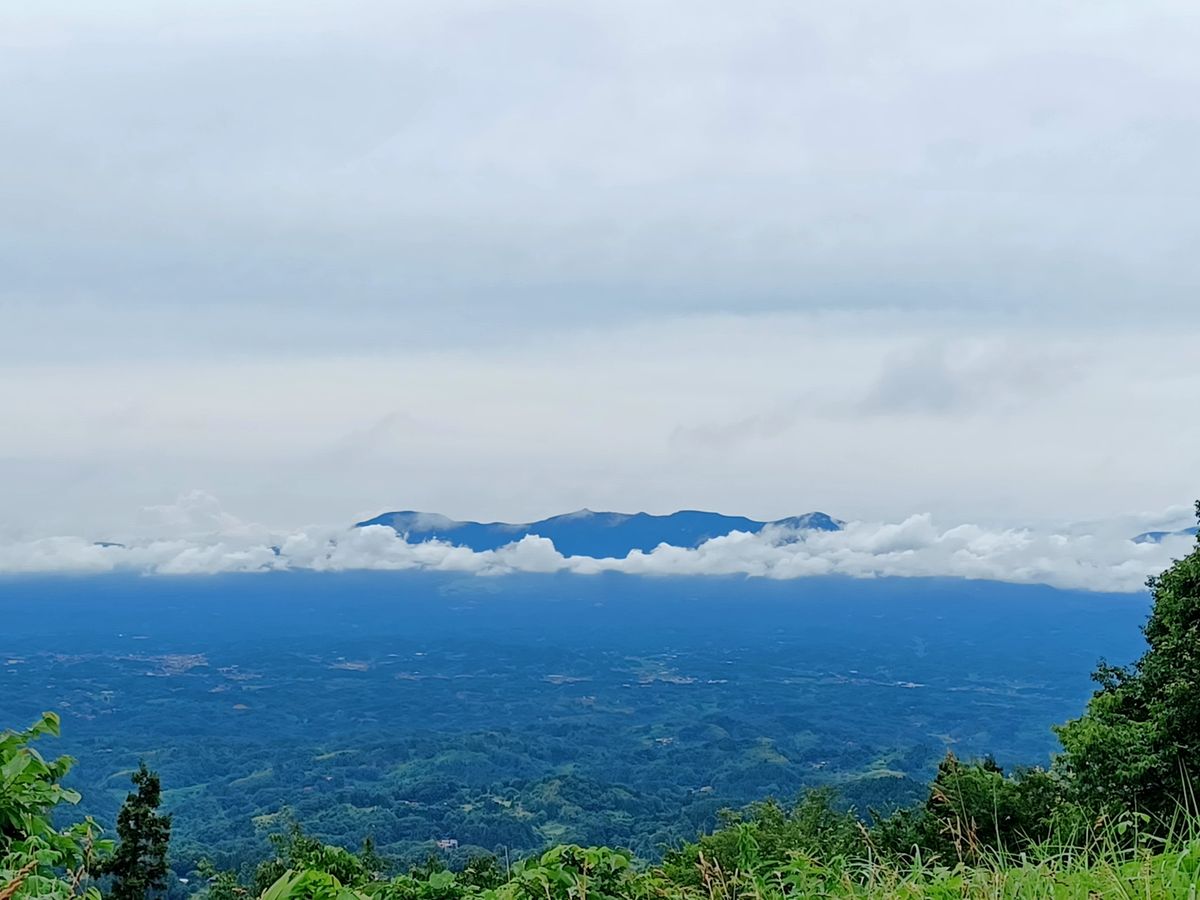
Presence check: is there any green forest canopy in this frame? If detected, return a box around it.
[4,505,1199,899]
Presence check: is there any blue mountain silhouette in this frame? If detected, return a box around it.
[355,509,843,557]
[1133,526,1200,544]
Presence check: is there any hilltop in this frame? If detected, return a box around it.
[354,509,842,557]
[1134,525,1200,543]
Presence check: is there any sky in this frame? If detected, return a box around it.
[2,0,1199,555]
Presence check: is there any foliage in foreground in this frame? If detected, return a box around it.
[0,713,110,900]
[5,507,1200,898]
[241,822,1200,900]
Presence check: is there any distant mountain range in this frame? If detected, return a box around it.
[1133,526,1200,544]
[355,509,843,557]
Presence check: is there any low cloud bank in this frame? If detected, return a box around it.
[0,502,1193,593]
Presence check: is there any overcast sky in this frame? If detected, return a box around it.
[2,0,1198,538]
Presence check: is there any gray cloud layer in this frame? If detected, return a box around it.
[3,3,1199,531]
[2,318,1197,535]
[4,1,1200,362]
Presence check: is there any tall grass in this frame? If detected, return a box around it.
[684,815,1200,899]
[251,814,1200,900]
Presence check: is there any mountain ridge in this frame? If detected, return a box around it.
[355,508,843,557]
[1133,526,1200,544]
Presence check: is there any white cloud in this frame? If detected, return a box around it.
[134,490,274,542]
[1,498,1193,593]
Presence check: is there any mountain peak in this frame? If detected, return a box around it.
[355,508,843,558]
[1133,526,1200,544]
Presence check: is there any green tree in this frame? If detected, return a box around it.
[456,856,503,891]
[871,752,1061,862]
[1055,502,1200,817]
[661,789,864,883]
[357,838,387,882]
[251,825,369,897]
[1,713,110,900]
[101,763,173,900]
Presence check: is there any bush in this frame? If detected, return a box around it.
[0,713,111,900]
[1055,502,1200,819]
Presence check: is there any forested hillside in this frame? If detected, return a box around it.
[4,506,1199,899]
[1,573,1146,873]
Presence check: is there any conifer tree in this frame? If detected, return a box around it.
[102,762,172,900]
